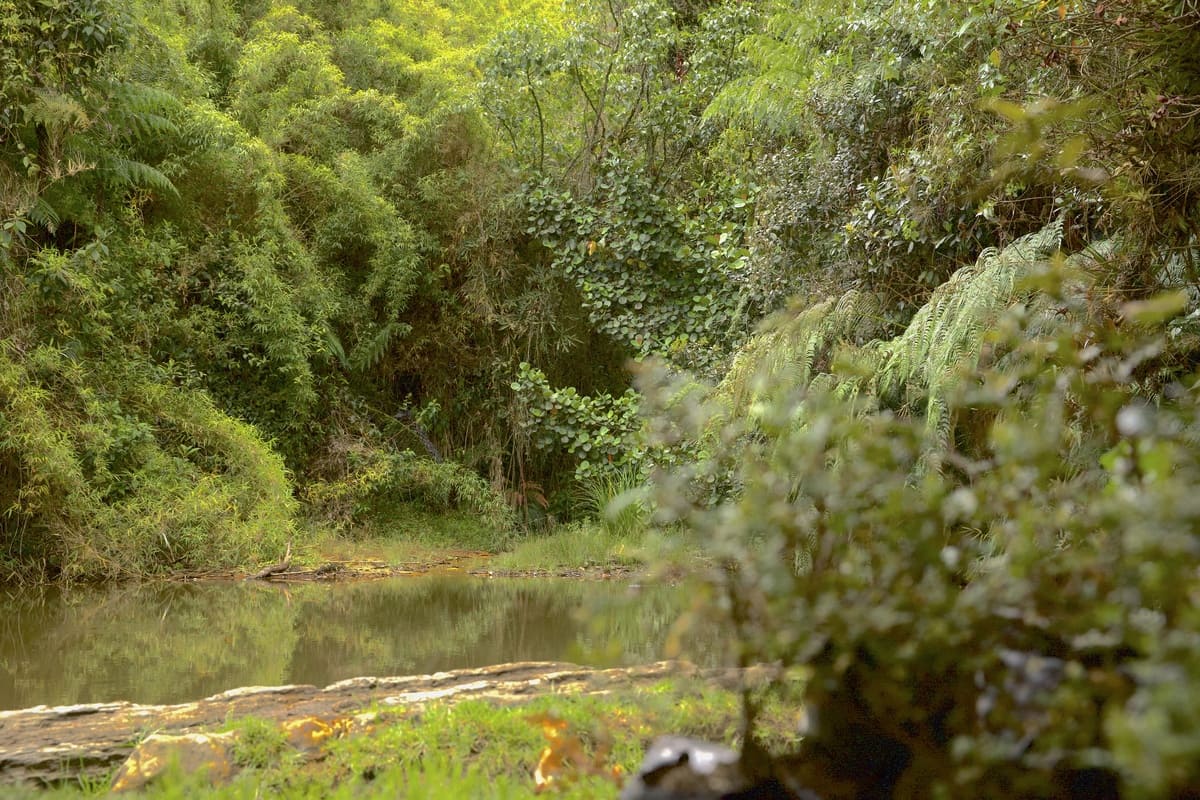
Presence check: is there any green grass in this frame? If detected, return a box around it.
[491,521,645,571]
[301,505,515,557]
[292,506,703,575]
[492,521,707,573]
[224,717,292,770]
[361,505,517,551]
[6,682,802,799]
[487,467,654,571]
[297,495,704,575]
[573,467,651,539]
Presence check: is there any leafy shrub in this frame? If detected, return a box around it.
[524,162,758,376]
[303,440,512,534]
[643,249,1200,795]
[510,362,643,481]
[0,346,296,581]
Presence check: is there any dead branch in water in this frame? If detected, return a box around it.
[247,541,292,581]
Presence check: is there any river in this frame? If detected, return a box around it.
[0,575,721,710]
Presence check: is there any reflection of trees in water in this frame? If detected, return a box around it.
[286,577,725,684]
[577,581,725,666]
[0,583,298,708]
[0,578,725,709]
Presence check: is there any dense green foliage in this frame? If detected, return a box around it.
[2,0,1200,793]
[639,2,1200,795]
[0,0,770,576]
[1,0,555,576]
[644,259,1200,796]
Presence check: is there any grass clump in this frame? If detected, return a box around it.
[225,717,291,770]
[573,467,651,539]
[494,467,657,572]
[491,521,644,571]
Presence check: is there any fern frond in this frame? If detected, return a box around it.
[28,198,60,234]
[870,221,1064,409]
[110,83,179,116]
[26,91,90,132]
[350,322,398,372]
[715,289,885,420]
[323,325,349,369]
[98,156,179,197]
[715,222,1087,457]
[123,110,178,140]
[108,85,179,141]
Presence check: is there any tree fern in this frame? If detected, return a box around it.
[97,156,179,197]
[715,222,1078,456]
[704,1,903,137]
[27,198,60,234]
[870,220,1064,409]
[25,90,91,132]
[104,84,180,142]
[715,289,886,422]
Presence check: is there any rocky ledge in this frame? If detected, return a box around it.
[0,660,748,787]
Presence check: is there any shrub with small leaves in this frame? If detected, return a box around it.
[642,250,1200,796]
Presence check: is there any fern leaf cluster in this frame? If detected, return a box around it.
[716,222,1079,453]
[105,83,180,141]
[715,288,887,421]
[98,155,179,197]
[869,220,1064,406]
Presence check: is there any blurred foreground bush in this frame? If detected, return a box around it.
[642,249,1200,797]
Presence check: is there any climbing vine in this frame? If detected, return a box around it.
[511,363,642,479]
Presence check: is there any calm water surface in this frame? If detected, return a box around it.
[0,576,722,710]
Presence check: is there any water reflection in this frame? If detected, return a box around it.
[0,577,721,710]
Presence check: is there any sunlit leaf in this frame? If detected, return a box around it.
[1121,290,1189,325]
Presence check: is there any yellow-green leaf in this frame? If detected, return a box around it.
[1055,135,1088,168]
[1121,290,1189,325]
[984,98,1026,122]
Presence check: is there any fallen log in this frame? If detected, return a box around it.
[246,541,292,581]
